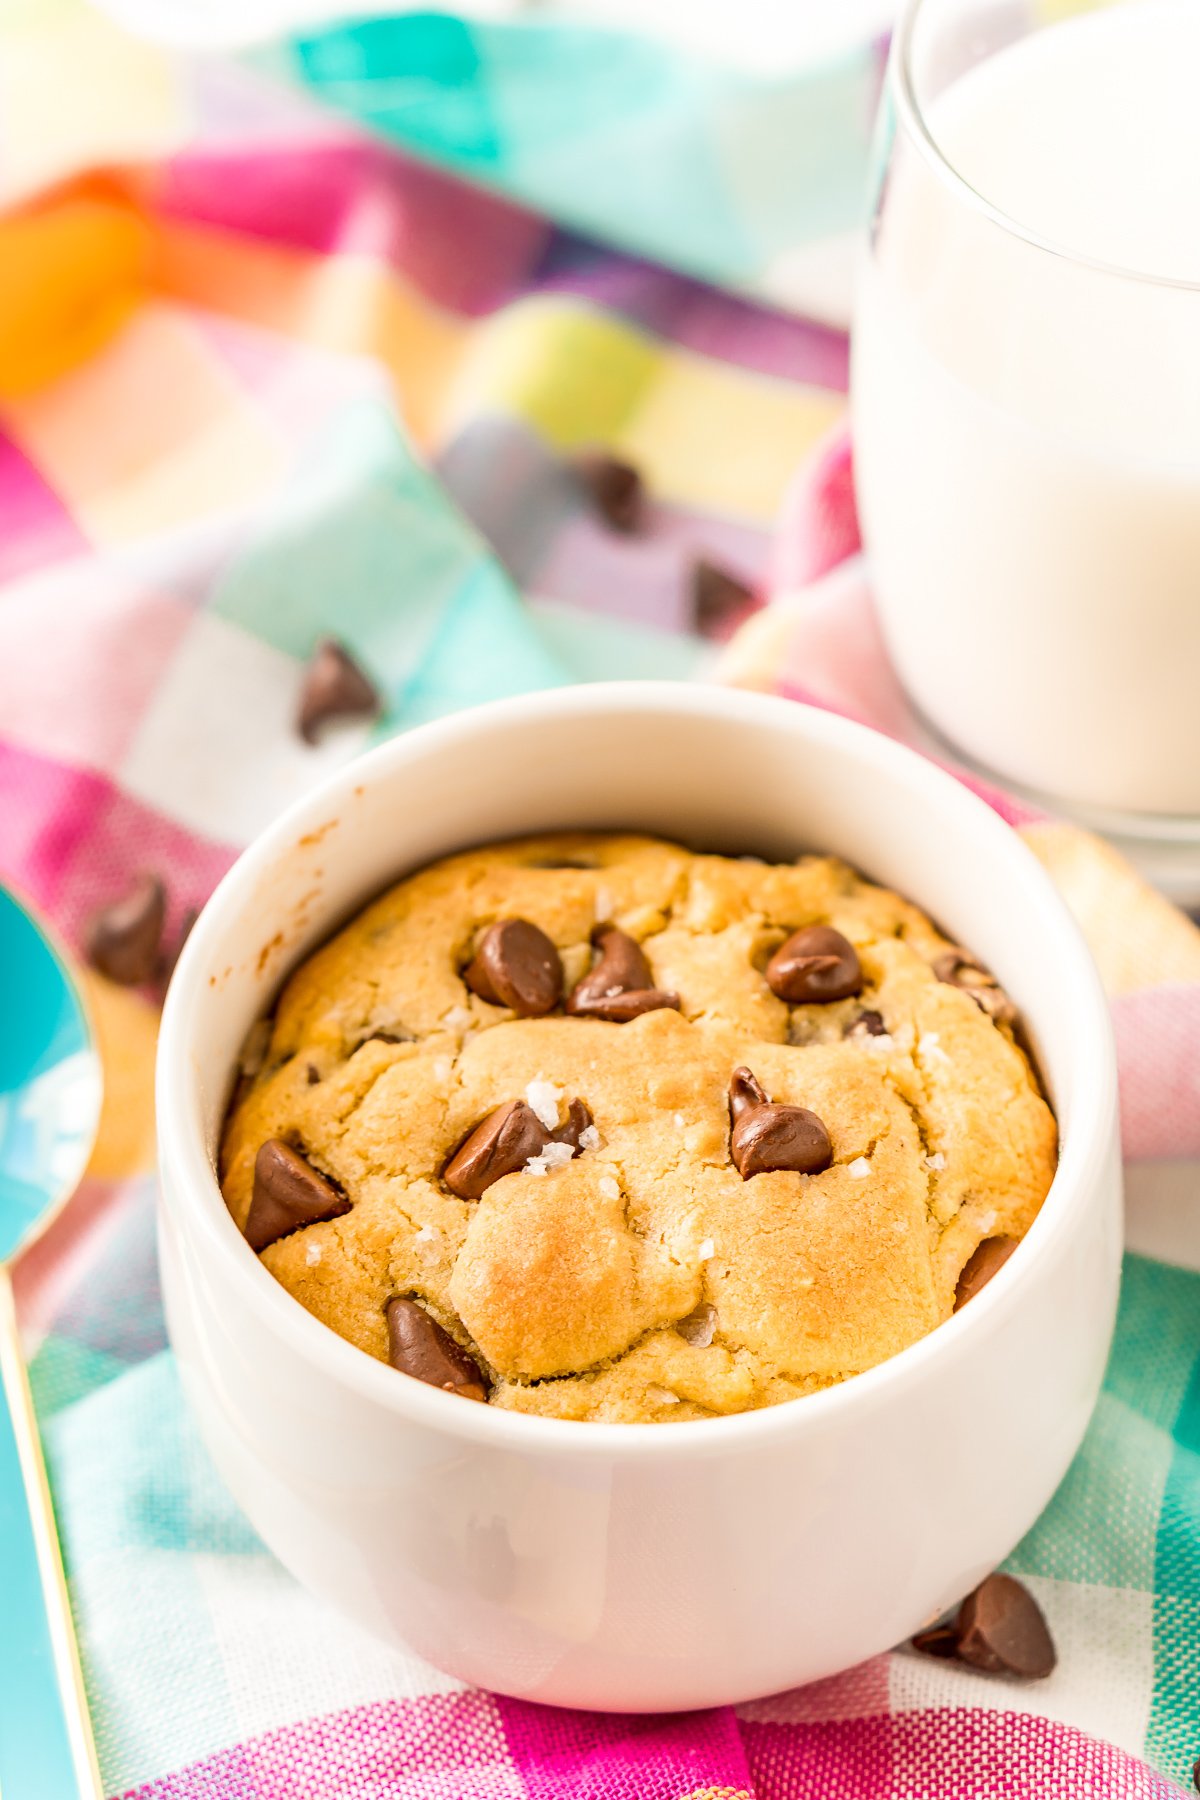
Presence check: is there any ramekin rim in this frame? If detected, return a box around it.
[156,681,1117,1462]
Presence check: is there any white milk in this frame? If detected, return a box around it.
[853,0,1200,816]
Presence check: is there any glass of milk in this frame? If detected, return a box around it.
[852,0,1200,897]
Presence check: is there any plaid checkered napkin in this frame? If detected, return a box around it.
[3,2,1199,1795]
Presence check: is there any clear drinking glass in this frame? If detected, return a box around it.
[852,0,1200,899]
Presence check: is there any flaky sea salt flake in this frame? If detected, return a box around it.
[599,1175,621,1200]
[847,1157,871,1179]
[578,1124,601,1151]
[525,1078,563,1130]
[524,1140,576,1177]
[697,1237,715,1262]
[924,1152,946,1172]
[305,1241,322,1266]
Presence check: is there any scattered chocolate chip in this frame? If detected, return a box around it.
[442,1099,553,1200]
[385,1297,487,1401]
[572,449,644,533]
[296,638,380,744]
[767,925,863,1004]
[845,1008,888,1039]
[566,925,680,1022]
[691,557,758,641]
[463,918,563,1016]
[727,1067,833,1179]
[245,1140,352,1251]
[912,1625,961,1660]
[677,1301,717,1348]
[728,1066,768,1120]
[359,1026,413,1047]
[84,873,166,985]
[551,1097,594,1148]
[955,1236,1019,1310]
[934,949,1017,1026]
[732,1103,835,1179]
[953,1573,1056,1679]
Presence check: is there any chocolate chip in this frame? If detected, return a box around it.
[84,873,166,985]
[296,638,380,744]
[463,918,563,1016]
[573,449,644,533]
[442,1099,552,1200]
[305,1063,321,1085]
[691,558,758,640]
[934,949,1017,1026]
[732,1103,835,1179]
[677,1301,717,1348]
[566,925,680,1022]
[728,1066,768,1120]
[846,1009,888,1040]
[953,1573,1056,1679]
[385,1297,487,1401]
[766,925,863,1004]
[245,1140,352,1251]
[912,1625,961,1660]
[955,1236,1019,1309]
[551,1097,594,1148]
[727,1067,833,1179]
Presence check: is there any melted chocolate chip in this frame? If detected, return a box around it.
[296,638,380,743]
[934,949,1017,1026]
[953,1574,1056,1679]
[245,1140,351,1251]
[385,1297,487,1401]
[463,918,563,1016]
[954,1236,1019,1310]
[728,1066,768,1120]
[566,926,680,1022]
[677,1301,717,1348]
[551,1097,594,1147]
[766,925,863,1004]
[442,1099,553,1200]
[845,1009,888,1040]
[84,873,167,986]
[573,449,644,533]
[727,1067,833,1179]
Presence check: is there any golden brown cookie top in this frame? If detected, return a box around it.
[219,833,1057,1423]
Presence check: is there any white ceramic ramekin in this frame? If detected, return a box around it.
[156,683,1122,1712]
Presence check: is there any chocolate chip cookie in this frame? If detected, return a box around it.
[219,835,1057,1423]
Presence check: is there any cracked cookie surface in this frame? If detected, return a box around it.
[219,834,1058,1423]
